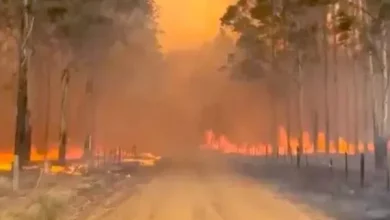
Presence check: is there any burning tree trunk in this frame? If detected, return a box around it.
[14,0,35,168]
[58,68,70,165]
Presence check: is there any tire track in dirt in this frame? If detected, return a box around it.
[99,170,332,220]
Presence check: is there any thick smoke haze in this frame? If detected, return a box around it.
[0,0,373,158]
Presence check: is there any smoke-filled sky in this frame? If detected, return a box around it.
[0,0,368,159]
[156,0,233,52]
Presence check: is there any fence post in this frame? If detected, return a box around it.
[118,147,122,164]
[13,155,19,191]
[386,166,389,191]
[95,149,99,168]
[116,147,119,164]
[103,148,107,166]
[360,153,365,187]
[297,146,301,168]
[329,158,333,174]
[305,153,308,167]
[344,152,349,180]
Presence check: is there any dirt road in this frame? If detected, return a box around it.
[96,169,332,220]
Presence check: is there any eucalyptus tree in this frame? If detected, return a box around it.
[334,0,390,147]
[1,0,161,165]
[0,0,37,166]
[221,0,333,167]
[39,0,161,164]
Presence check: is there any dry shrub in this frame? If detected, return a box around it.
[23,188,74,220]
[0,176,12,195]
[0,209,25,220]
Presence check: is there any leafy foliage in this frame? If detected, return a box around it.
[220,0,329,83]
[221,0,389,85]
[378,1,390,20]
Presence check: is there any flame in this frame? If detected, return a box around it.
[203,126,375,156]
[0,144,85,171]
[0,144,84,163]
[0,145,161,172]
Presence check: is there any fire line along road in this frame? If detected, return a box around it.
[93,158,331,220]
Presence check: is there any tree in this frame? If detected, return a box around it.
[221,0,332,166]
[34,0,161,164]
[0,0,161,166]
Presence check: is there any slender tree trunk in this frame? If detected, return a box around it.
[286,93,292,161]
[312,108,319,152]
[271,98,278,157]
[297,50,304,168]
[58,69,70,165]
[380,22,389,172]
[345,58,351,153]
[332,9,339,153]
[43,67,51,172]
[270,0,278,157]
[14,0,34,168]
[381,23,388,137]
[364,51,373,152]
[323,22,330,154]
[352,56,359,152]
[85,75,96,166]
[352,0,360,153]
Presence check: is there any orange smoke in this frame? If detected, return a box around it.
[203,127,374,156]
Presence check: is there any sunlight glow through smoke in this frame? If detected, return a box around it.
[156,0,233,52]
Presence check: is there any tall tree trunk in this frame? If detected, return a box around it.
[286,92,292,160]
[353,57,359,152]
[352,0,360,153]
[271,99,278,157]
[43,67,51,172]
[297,50,304,168]
[364,51,373,152]
[345,58,351,153]
[84,75,96,166]
[370,49,379,140]
[270,0,278,157]
[380,23,388,137]
[58,69,70,165]
[323,21,330,154]
[312,108,319,152]
[14,0,34,168]
[332,5,339,153]
[380,21,389,172]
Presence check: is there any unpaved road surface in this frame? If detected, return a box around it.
[97,169,332,220]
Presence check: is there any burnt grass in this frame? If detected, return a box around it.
[231,154,390,220]
[0,162,156,219]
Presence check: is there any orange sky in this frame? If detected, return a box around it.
[156,0,233,52]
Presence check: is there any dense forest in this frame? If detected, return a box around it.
[209,0,390,164]
[1,0,390,166]
[0,0,163,164]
